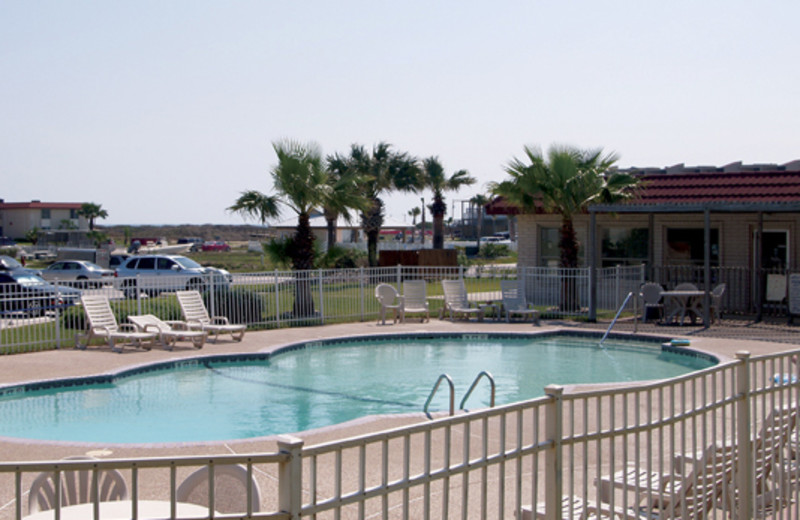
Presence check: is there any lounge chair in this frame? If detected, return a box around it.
[375,283,401,325]
[77,295,157,353]
[28,456,128,514]
[401,280,430,322]
[175,290,246,342]
[128,314,207,349]
[177,464,261,514]
[596,442,737,519]
[519,495,639,520]
[500,280,540,325]
[441,279,484,321]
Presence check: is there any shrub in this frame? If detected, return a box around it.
[203,287,265,324]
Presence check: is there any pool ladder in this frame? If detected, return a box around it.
[423,371,496,418]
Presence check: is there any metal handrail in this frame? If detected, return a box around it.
[423,373,455,418]
[459,371,495,411]
[599,291,634,346]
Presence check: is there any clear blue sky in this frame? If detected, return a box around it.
[2,1,798,226]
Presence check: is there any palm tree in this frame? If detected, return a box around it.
[78,202,108,231]
[325,155,372,253]
[330,143,421,266]
[407,207,421,243]
[420,157,476,249]
[469,193,490,255]
[228,140,329,317]
[491,144,638,309]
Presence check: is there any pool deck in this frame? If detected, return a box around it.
[1,317,798,518]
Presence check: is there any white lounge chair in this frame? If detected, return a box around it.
[401,280,430,322]
[375,283,401,325]
[500,280,540,325]
[128,314,207,349]
[441,279,483,321]
[77,295,157,353]
[520,495,639,520]
[176,290,246,342]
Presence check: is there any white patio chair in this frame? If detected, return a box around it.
[375,283,402,324]
[441,279,483,321]
[500,280,540,325]
[640,282,664,323]
[128,314,207,349]
[175,290,246,342]
[28,456,128,514]
[177,464,261,514]
[709,283,726,323]
[401,280,430,322]
[77,295,157,353]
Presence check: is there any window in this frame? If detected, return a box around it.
[666,228,719,266]
[601,228,648,267]
[540,227,561,267]
[136,257,156,270]
[41,209,51,219]
[540,227,587,267]
[70,209,78,219]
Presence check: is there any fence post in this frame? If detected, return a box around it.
[136,275,142,315]
[735,351,753,519]
[277,435,304,519]
[55,284,62,349]
[396,264,401,288]
[615,265,621,310]
[544,385,564,520]
[208,274,216,318]
[318,269,324,325]
[359,267,365,321]
[274,270,281,327]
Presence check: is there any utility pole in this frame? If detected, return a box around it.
[420,197,426,246]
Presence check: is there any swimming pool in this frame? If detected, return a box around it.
[0,333,716,444]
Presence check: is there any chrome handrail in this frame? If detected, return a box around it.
[459,370,495,411]
[424,373,455,418]
[599,291,634,346]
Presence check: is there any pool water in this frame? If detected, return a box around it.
[0,335,714,443]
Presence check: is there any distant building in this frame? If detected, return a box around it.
[487,160,800,271]
[0,200,88,240]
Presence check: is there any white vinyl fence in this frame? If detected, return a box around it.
[2,265,645,353]
[0,347,797,519]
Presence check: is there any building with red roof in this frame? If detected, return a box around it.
[0,200,89,240]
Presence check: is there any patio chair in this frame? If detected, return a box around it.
[401,280,430,322]
[709,283,726,323]
[177,464,261,514]
[375,283,402,324]
[28,456,128,514]
[519,495,639,520]
[175,290,246,342]
[77,295,157,353]
[596,442,737,519]
[128,314,207,349]
[441,279,484,321]
[500,280,540,325]
[639,282,664,323]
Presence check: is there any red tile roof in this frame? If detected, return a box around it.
[0,201,83,210]
[634,171,800,205]
[486,169,800,214]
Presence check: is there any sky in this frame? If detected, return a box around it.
[2,1,799,227]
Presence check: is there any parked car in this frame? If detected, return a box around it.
[114,254,232,298]
[201,241,231,252]
[109,254,130,269]
[178,237,204,252]
[0,255,41,276]
[0,271,81,317]
[40,260,114,288]
[0,236,16,247]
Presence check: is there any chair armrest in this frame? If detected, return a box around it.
[118,323,139,333]
[210,316,231,325]
[166,320,188,330]
[185,319,205,330]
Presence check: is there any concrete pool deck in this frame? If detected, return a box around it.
[0,317,798,518]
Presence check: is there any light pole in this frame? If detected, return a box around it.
[420,197,426,246]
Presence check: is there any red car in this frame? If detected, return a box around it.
[201,241,231,252]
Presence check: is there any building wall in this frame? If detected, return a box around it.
[516,211,800,270]
[1,207,87,239]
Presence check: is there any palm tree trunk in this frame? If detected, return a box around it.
[560,217,579,312]
[291,213,316,318]
[431,195,446,250]
[362,199,384,267]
